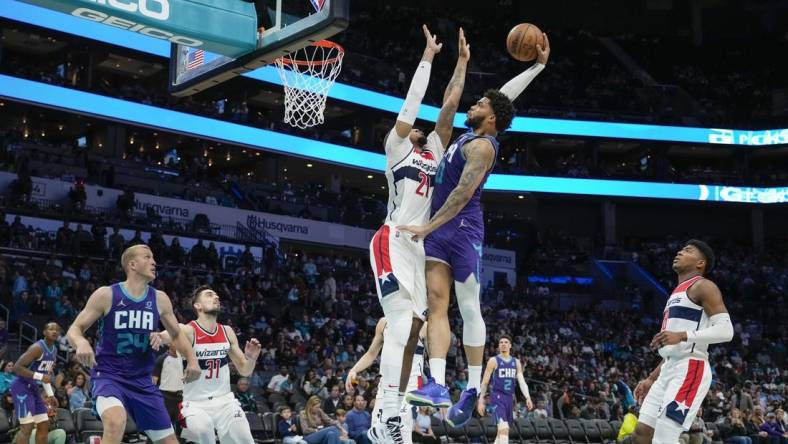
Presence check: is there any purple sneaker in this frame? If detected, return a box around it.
[446,388,478,427]
[405,378,451,408]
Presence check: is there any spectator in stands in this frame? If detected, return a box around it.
[760,412,788,444]
[341,394,354,412]
[413,406,439,444]
[299,395,344,444]
[303,370,328,400]
[54,360,89,389]
[108,226,124,259]
[116,189,135,219]
[322,384,342,416]
[278,406,307,444]
[680,408,712,444]
[336,409,356,444]
[0,320,8,359]
[531,399,549,419]
[67,373,90,411]
[344,395,371,444]
[54,378,71,410]
[235,377,258,413]
[152,342,184,426]
[724,408,753,444]
[0,360,15,393]
[269,366,291,394]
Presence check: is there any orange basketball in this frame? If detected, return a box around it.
[506,23,544,62]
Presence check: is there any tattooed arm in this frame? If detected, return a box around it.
[398,139,495,240]
[434,28,470,149]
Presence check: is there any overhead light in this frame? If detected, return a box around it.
[306,163,313,168]
[367,175,373,179]
[255,152,260,156]
[518,195,524,199]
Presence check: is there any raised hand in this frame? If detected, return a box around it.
[423,24,443,54]
[536,33,550,65]
[244,338,262,359]
[458,27,470,61]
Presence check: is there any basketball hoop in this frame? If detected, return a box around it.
[274,40,345,129]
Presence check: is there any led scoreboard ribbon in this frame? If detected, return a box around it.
[2,75,786,204]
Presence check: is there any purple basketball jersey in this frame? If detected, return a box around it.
[94,283,159,380]
[491,355,517,395]
[10,339,56,420]
[431,131,499,233]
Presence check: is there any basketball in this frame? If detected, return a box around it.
[507,23,544,61]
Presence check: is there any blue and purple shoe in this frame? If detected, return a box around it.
[446,388,478,427]
[405,378,451,408]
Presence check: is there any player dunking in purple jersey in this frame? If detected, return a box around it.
[402,33,550,427]
[477,336,533,444]
[66,245,201,444]
[10,322,60,444]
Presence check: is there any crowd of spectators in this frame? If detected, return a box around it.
[0,206,785,442]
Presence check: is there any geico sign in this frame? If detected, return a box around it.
[72,8,203,47]
[87,0,169,21]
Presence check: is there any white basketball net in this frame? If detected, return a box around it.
[275,41,344,129]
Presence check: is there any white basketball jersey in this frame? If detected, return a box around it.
[384,130,443,227]
[183,320,232,401]
[659,275,710,360]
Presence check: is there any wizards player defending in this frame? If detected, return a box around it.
[402,35,550,427]
[67,245,201,444]
[476,336,533,444]
[632,240,733,444]
[151,285,262,444]
[369,25,470,442]
[11,322,61,444]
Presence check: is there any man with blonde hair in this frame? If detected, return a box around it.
[67,244,201,444]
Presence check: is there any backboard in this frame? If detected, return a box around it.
[169,0,348,97]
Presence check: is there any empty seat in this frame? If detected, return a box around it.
[594,419,616,444]
[566,419,589,444]
[248,412,270,444]
[516,417,538,443]
[56,408,77,437]
[580,419,602,443]
[465,417,487,443]
[548,418,572,444]
[533,419,555,443]
[74,408,103,442]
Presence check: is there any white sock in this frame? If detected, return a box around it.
[429,358,446,386]
[500,434,509,444]
[467,365,482,391]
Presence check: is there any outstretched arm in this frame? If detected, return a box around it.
[499,33,549,101]
[399,139,495,240]
[392,25,442,141]
[226,326,261,377]
[434,28,470,148]
[476,357,497,416]
[345,318,386,393]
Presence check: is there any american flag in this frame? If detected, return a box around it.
[186,49,204,70]
[309,0,325,12]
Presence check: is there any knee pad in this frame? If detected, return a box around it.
[455,276,486,347]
